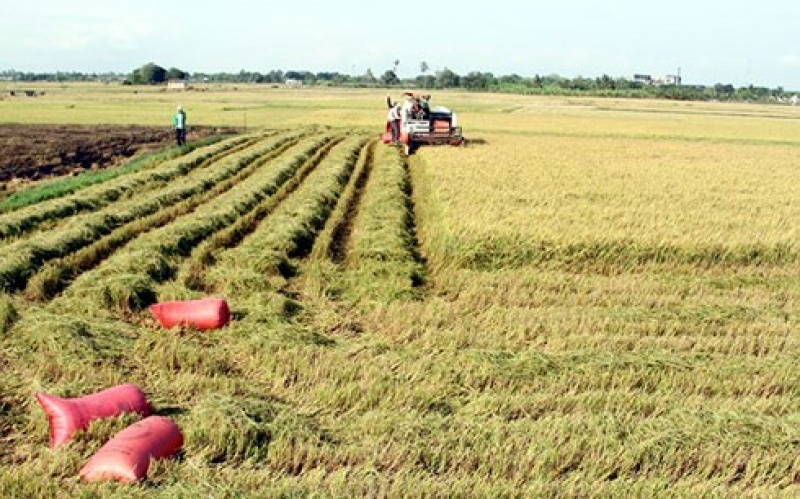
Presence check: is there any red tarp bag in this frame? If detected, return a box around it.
[79,415,183,483]
[35,384,152,448]
[149,298,230,330]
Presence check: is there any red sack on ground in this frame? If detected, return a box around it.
[79,415,183,483]
[149,298,230,330]
[35,384,152,448]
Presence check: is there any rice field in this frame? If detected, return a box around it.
[0,84,797,497]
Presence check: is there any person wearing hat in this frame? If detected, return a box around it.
[172,105,187,146]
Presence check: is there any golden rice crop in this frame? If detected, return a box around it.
[419,132,798,269]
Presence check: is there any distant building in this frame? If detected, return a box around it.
[167,79,188,90]
[632,72,682,86]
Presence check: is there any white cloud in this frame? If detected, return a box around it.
[778,54,800,67]
[48,20,156,52]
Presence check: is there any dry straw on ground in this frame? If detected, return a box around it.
[0,86,797,496]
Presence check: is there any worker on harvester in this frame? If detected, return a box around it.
[401,93,417,121]
[419,94,431,119]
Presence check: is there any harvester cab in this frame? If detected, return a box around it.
[383,93,464,156]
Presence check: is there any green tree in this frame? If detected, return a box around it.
[266,70,284,83]
[435,68,459,88]
[462,71,495,90]
[499,74,524,85]
[416,75,435,89]
[714,83,735,97]
[167,67,188,80]
[420,61,430,88]
[132,62,167,84]
[381,70,400,86]
[596,74,615,90]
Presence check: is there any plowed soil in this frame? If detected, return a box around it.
[0,124,234,183]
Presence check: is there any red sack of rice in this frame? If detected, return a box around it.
[35,383,152,448]
[80,415,183,483]
[149,298,230,330]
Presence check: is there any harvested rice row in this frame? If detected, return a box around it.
[175,134,354,290]
[203,135,367,297]
[0,132,304,293]
[23,132,308,301]
[293,140,374,307]
[343,143,425,303]
[55,134,338,314]
[311,140,375,263]
[0,133,260,240]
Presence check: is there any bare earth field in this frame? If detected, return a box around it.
[0,124,232,182]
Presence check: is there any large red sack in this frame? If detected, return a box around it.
[35,384,152,449]
[79,415,183,483]
[149,298,230,330]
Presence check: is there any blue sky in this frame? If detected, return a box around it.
[3,0,800,89]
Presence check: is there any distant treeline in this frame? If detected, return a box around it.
[2,65,796,103]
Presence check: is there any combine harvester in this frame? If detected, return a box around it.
[382,93,464,156]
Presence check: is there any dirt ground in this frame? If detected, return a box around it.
[0,124,235,183]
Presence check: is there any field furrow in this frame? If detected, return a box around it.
[48,133,339,316]
[174,134,353,291]
[0,131,305,293]
[339,143,426,303]
[319,140,375,264]
[23,132,307,301]
[202,134,367,302]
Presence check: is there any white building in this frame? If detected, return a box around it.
[167,79,188,90]
[632,72,682,86]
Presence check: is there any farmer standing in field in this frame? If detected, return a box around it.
[386,95,401,143]
[172,105,187,146]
